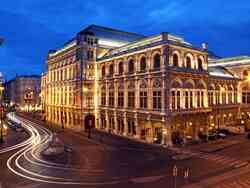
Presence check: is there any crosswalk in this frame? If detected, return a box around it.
[171,147,248,168]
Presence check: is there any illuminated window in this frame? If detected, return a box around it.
[140,57,146,72]
[108,91,114,106]
[128,59,134,74]
[109,64,114,76]
[171,91,176,109]
[128,91,135,108]
[101,92,106,106]
[140,91,147,109]
[208,91,214,105]
[153,54,161,69]
[173,54,179,67]
[118,61,123,75]
[153,91,161,110]
[118,92,124,107]
[186,56,191,69]
[185,91,189,108]
[198,58,203,71]
[102,66,105,77]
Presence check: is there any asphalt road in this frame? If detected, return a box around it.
[0,113,248,188]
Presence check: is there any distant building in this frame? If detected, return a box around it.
[0,72,4,104]
[5,75,41,111]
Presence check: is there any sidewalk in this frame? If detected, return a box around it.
[186,138,241,153]
[0,127,28,150]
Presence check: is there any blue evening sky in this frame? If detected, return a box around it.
[0,0,249,80]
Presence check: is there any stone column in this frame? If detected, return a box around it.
[163,119,173,146]
[123,113,128,136]
[134,117,140,139]
[105,111,109,132]
[114,112,118,134]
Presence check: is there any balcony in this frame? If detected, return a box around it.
[211,103,240,110]
[170,107,212,116]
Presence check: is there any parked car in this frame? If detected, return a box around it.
[208,132,218,140]
[217,128,230,135]
[217,132,226,139]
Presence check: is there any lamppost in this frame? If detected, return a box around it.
[0,106,5,144]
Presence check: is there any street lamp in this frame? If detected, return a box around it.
[0,107,5,144]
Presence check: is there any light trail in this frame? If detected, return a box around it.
[5,113,122,185]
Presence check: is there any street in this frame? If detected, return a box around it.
[0,113,249,188]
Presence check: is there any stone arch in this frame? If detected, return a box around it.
[197,56,204,71]
[185,53,194,69]
[172,50,181,67]
[184,79,195,89]
[109,63,114,75]
[118,61,124,74]
[152,52,161,69]
[208,83,215,90]
[128,58,135,73]
[197,79,207,89]
[139,55,147,72]
[171,78,183,88]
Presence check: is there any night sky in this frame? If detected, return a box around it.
[0,0,250,80]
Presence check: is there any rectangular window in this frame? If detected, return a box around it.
[216,91,220,104]
[190,91,193,108]
[118,92,124,107]
[247,92,250,104]
[101,92,106,106]
[153,91,161,110]
[242,92,246,104]
[222,92,226,104]
[208,91,214,105]
[201,91,204,107]
[140,91,147,109]
[177,91,180,109]
[109,92,114,106]
[197,91,201,107]
[171,91,176,109]
[185,91,189,109]
[128,91,135,108]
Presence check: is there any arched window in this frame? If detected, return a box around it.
[101,65,105,77]
[198,58,203,71]
[153,54,161,69]
[173,54,179,67]
[109,64,114,76]
[128,59,134,74]
[118,61,123,75]
[140,57,146,72]
[186,56,191,69]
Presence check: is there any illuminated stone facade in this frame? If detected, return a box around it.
[42,25,250,145]
[0,72,4,104]
[5,75,41,111]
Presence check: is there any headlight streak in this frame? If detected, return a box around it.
[5,114,121,186]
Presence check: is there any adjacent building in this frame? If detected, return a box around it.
[5,75,41,111]
[41,24,250,145]
[0,72,4,104]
